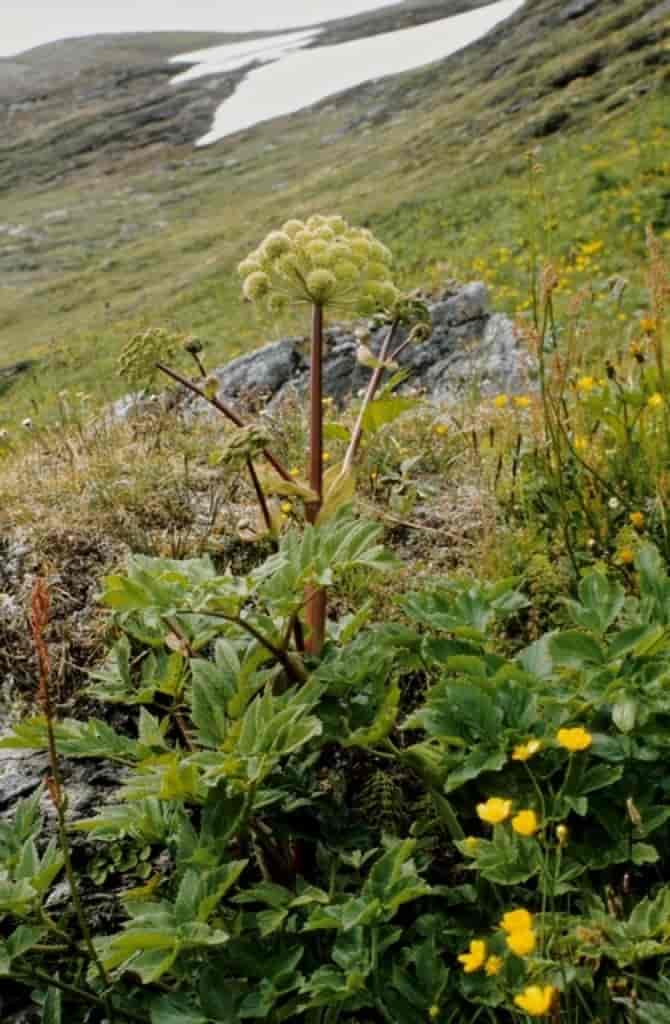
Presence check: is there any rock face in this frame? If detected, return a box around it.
[190,281,534,413]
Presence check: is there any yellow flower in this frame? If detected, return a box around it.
[618,547,635,566]
[514,985,556,1016]
[290,467,300,478]
[512,739,542,762]
[485,955,503,977]
[577,375,595,393]
[557,727,592,752]
[281,501,292,515]
[457,939,487,973]
[556,824,569,846]
[629,511,645,529]
[640,317,656,334]
[463,836,480,856]
[476,797,512,825]
[506,928,537,957]
[512,809,540,837]
[574,434,589,453]
[580,240,604,256]
[514,395,531,409]
[493,394,509,409]
[648,392,664,409]
[500,909,534,934]
[434,423,449,436]
[322,452,331,462]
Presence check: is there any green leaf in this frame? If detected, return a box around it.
[41,987,62,1024]
[362,395,417,433]
[549,631,605,668]
[565,572,625,634]
[612,698,637,733]
[151,995,208,1024]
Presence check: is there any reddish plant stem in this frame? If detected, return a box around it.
[305,304,326,656]
[31,580,114,1021]
[155,362,292,482]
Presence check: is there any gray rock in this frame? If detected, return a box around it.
[558,0,598,21]
[116,281,533,423]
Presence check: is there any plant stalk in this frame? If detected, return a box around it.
[305,303,326,655]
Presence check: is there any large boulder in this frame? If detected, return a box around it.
[185,280,534,414]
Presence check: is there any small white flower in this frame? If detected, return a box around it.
[608,497,620,510]
[22,418,33,430]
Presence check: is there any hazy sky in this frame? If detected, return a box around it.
[1,1,399,57]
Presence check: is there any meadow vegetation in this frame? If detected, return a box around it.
[2,3,670,1020]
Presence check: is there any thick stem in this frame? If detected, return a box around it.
[305,304,326,656]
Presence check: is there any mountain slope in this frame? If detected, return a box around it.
[0,0,668,426]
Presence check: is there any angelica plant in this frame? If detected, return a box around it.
[239,214,399,653]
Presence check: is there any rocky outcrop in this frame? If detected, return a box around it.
[187,281,534,413]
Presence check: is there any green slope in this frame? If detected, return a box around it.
[0,0,668,427]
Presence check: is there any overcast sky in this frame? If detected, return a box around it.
[1,1,400,57]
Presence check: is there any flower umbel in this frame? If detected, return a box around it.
[239,215,398,315]
[477,797,513,825]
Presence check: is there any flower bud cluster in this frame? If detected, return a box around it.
[216,424,273,469]
[118,328,187,387]
[239,214,399,314]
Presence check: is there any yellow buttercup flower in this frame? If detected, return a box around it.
[457,939,487,973]
[512,739,542,762]
[477,797,512,825]
[514,395,531,408]
[577,375,595,393]
[640,317,656,334]
[557,727,592,752]
[281,501,292,515]
[648,392,664,409]
[493,394,509,409]
[574,434,589,453]
[512,809,540,837]
[485,955,503,977]
[506,928,537,957]
[629,511,645,529]
[618,547,635,566]
[500,909,534,934]
[514,985,556,1016]
[434,423,449,436]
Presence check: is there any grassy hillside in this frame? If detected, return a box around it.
[0,0,668,430]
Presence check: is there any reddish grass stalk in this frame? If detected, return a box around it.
[305,304,326,656]
[31,579,114,1020]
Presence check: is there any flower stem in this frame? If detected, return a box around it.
[305,303,326,655]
